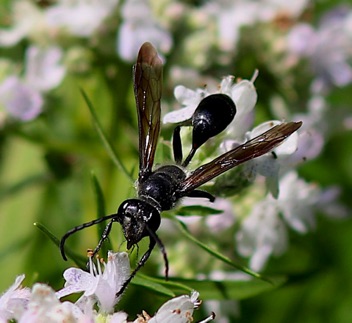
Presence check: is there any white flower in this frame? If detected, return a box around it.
[203,0,309,52]
[236,171,338,270]
[218,72,259,140]
[45,0,119,37]
[163,73,257,131]
[56,251,130,314]
[276,171,319,233]
[0,274,210,322]
[243,120,299,197]
[236,198,288,271]
[217,120,300,198]
[141,291,214,323]
[24,46,66,92]
[117,0,172,62]
[0,1,46,46]
[287,6,352,93]
[18,284,81,323]
[0,76,43,121]
[175,197,236,235]
[163,86,208,124]
[0,275,30,322]
[0,45,65,121]
[286,95,326,165]
[205,198,236,233]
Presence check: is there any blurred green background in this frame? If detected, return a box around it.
[1,0,352,322]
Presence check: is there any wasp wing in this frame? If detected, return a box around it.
[178,121,302,195]
[134,42,163,182]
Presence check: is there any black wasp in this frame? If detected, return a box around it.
[60,42,302,296]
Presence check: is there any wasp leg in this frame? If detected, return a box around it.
[92,219,114,257]
[173,125,183,165]
[185,189,215,202]
[116,237,156,297]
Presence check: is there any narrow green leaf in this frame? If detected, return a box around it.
[91,172,106,218]
[137,273,194,293]
[131,275,176,297]
[175,205,223,217]
[131,273,284,300]
[34,222,87,268]
[173,217,271,283]
[167,276,286,300]
[80,88,133,183]
[90,172,112,254]
[34,222,60,246]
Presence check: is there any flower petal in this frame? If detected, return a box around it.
[0,76,43,121]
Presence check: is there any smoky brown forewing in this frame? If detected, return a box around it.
[133,42,163,181]
[178,121,302,195]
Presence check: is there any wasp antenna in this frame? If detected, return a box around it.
[60,213,119,261]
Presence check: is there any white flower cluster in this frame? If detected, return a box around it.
[163,72,346,271]
[0,252,213,323]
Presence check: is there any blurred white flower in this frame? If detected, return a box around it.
[0,274,30,322]
[117,0,172,62]
[0,76,43,121]
[285,127,324,166]
[0,272,211,322]
[205,198,236,233]
[163,73,257,128]
[56,251,130,314]
[163,85,207,124]
[217,119,300,198]
[0,45,65,121]
[25,46,66,92]
[236,170,345,271]
[203,0,309,52]
[46,0,119,37]
[146,291,214,323]
[243,120,299,197]
[177,197,236,234]
[0,1,46,46]
[287,6,352,93]
[236,196,288,271]
[19,284,80,323]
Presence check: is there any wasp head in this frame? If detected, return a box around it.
[117,199,161,249]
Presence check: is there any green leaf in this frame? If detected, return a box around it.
[135,273,194,294]
[173,217,271,283]
[167,275,286,300]
[131,275,176,297]
[90,172,112,254]
[34,222,87,268]
[80,88,133,183]
[91,172,106,218]
[175,205,223,217]
[131,273,285,300]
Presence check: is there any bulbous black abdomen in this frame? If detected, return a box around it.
[138,165,186,211]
